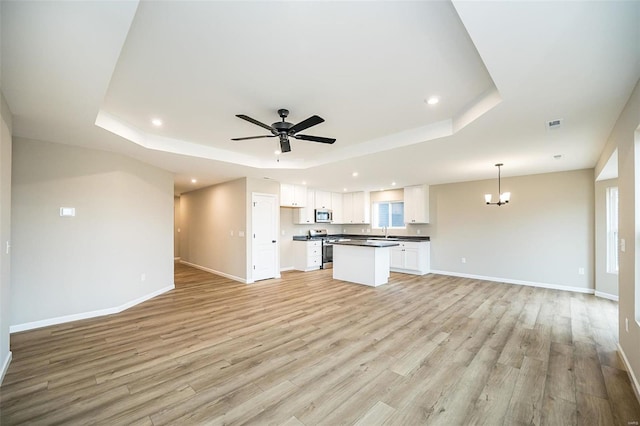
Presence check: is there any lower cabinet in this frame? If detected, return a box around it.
[390,241,430,275]
[293,240,322,271]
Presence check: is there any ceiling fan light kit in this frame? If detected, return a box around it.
[232,108,336,153]
[485,163,511,206]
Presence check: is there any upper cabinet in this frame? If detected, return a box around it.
[404,184,429,224]
[280,183,307,207]
[331,192,343,224]
[342,191,370,224]
[295,190,316,224]
[314,190,332,209]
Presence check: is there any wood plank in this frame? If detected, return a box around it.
[504,356,547,425]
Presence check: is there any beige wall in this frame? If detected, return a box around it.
[10,138,175,328]
[429,170,594,290]
[179,177,281,282]
[0,92,13,383]
[595,178,619,298]
[598,77,640,396]
[179,178,248,281]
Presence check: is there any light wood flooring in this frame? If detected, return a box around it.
[1,263,639,425]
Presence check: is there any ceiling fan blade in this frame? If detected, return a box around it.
[280,137,291,153]
[288,115,324,134]
[231,135,276,141]
[294,134,336,144]
[236,114,274,132]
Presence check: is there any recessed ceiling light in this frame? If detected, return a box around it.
[151,118,163,126]
[343,188,348,192]
[426,96,440,105]
[391,182,396,186]
[302,181,307,185]
[191,178,197,183]
[274,150,281,155]
[352,172,358,177]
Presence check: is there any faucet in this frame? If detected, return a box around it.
[383,226,388,238]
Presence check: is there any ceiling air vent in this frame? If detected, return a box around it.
[546,118,563,130]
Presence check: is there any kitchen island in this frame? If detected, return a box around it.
[332,240,399,286]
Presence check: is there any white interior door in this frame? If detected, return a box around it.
[252,193,277,281]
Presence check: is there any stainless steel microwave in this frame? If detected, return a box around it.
[315,209,333,223]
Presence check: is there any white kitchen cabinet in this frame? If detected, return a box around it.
[342,191,370,224]
[404,184,429,224]
[295,191,316,224]
[390,241,430,275]
[280,183,307,207]
[293,240,322,271]
[315,190,331,209]
[342,193,354,224]
[331,192,343,224]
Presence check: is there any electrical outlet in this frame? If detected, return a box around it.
[141,273,146,282]
[621,238,626,252]
[626,317,629,332]
[416,229,421,234]
[461,257,466,264]
[281,230,286,236]
[239,231,245,237]
[578,267,585,275]
[230,230,234,236]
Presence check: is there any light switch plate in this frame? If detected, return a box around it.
[60,207,75,217]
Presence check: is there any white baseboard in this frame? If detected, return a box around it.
[179,260,247,284]
[280,266,294,272]
[430,270,595,295]
[618,343,640,405]
[0,351,12,385]
[9,284,175,333]
[174,257,181,261]
[595,291,619,302]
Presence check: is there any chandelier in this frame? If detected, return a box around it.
[485,163,511,206]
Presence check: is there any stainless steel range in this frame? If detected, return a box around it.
[308,229,340,269]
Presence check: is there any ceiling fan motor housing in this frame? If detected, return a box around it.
[273,121,294,134]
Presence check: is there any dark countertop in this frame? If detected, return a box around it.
[292,236,324,241]
[292,234,430,242]
[331,240,400,248]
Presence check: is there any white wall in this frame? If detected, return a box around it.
[0,92,13,383]
[429,169,594,291]
[595,178,619,299]
[10,138,174,329]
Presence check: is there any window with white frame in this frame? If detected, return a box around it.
[606,186,619,274]
[373,201,405,229]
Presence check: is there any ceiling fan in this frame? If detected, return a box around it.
[232,108,335,153]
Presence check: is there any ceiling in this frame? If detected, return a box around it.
[2,1,639,195]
